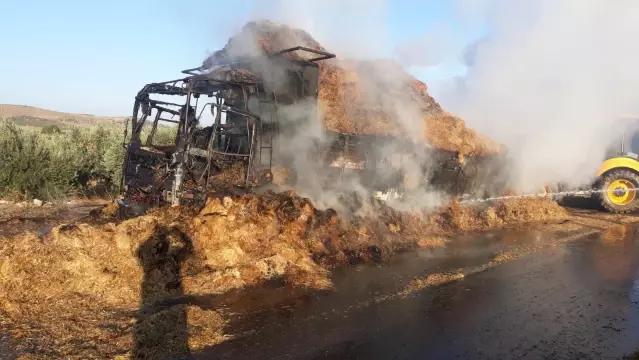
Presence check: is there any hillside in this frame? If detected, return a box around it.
[0,104,127,128]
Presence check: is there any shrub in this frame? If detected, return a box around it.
[0,121,57,199]
[0,120,126,200]
[0,118,180,200]
[41,124,62,134]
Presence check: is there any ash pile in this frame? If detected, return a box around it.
[200,20,510,206]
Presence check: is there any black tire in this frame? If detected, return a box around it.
[598,169,639,214]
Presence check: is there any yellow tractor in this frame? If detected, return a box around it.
[594,116,639,213]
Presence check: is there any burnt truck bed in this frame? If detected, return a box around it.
[120,43,508,215]
[309,131,509,198]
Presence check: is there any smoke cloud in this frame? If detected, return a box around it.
[439,0,639,192]
[205,0,626,213]
[194,0,639,214]
[250,0,639,196]
[394,26,455,68]
[201,7,452,213]
[249,0,392,60]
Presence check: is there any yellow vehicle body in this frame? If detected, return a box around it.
[596,157,639,178]
[543,117,639,213]
[587,116,639,213]
[594,156,639,213]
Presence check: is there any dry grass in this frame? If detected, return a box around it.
[203,20,327,67]
[416,236,449,249]
[424,113,505,156]
[0,200,110,237]
[317,60,442,136]
[0,192,340,358]
[401,272,465,296]
[490,251,522,264]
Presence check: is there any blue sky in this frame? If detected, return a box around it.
[0,0,485,116]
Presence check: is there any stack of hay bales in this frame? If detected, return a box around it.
[202,20,507,197]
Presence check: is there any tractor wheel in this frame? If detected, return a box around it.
[598,169,639,214]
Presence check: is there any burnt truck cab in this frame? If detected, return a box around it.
[119,47,335,215]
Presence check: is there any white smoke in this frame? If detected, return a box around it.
[249,0,391,60]
[202,1,579,212]
[394,25,462,69]
[256,0,639,196]
[438,0,639,193]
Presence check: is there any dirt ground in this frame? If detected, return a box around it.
[0,199,109,237]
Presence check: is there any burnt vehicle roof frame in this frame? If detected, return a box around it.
[129,45,338,137]
[183,46,336,76]
[130,75,263,141]
[129,46,337,153]
[123,47,337,208]
[125,75,264,202]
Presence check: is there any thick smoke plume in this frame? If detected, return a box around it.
[247,0,639,194]
[245,0,392,60]
[439,0,639,192]
[201,16,451,213]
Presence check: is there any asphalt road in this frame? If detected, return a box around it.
[201,226,639,360]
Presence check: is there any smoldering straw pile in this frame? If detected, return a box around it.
[0,19,572,360]
[0,190,567,358]
[204,20,504,157]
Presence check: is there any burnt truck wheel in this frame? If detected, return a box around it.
[599,169,639,214]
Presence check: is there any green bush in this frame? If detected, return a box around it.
[41,124,62,134]
[0,120,126,200]
[0,118,181,201]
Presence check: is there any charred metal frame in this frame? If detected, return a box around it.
[318,131,507,197]
[120,44,493,212]
[121,47,336,209]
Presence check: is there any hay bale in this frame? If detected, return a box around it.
[202,20,327,68]
[210,162,246,186]
[204,20,503,156]
[271,166,291,185]
[438,198,568,231]
[424,113,505,156]
[318,60,442,136]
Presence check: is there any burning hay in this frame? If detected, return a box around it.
[0,19,572,360]
[203,20,503,156]
[317,59,442,135]
[208,162,247,186]
[318,60,502,156]
[440,198,568,231]
[0,192,393,358]
[424,113,505,156]
[203,20,327,67]
[0,191,567,358]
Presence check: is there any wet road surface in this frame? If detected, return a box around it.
[201,226,639,360]
[0,333,16,360]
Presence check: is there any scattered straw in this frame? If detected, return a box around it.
[0,189,573,358]
[400,272,466,297]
